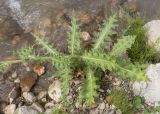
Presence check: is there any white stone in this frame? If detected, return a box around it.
[4,104,16,114]
[31,102,44,113]
[132,63,160,106]
[11,72,17,78]
[14,106,38,114]
[37,91,47,100]
[48,80,61,102]
[98,102,106,110]
[144,20,160,50]
[23,92,36,103]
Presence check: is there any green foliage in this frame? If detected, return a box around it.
[51,105,66,114]
[82,51,117,71]
[17,46,34,60]
[133,96,143,110]
[126,17,158,63]
[68,16,81,55]
[79,66,99,106]
[93,14,117,51]
[110,35,136,57]
[110,89,133,114]
[0,15,147,106]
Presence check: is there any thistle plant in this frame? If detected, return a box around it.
[0,15,147,106]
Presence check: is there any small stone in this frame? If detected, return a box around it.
[14,78,20,83]
[4,104,16,114]
[116,109,122,114]
[45,102,54,109]
[48,80,62,102]
[31,102,44,113]
[33,65,45,76]
[23,92,36,103]
[37,91,47,100]
[8,86,21,103]
[105,96,112,103]
[20,72,37,92]
[45,109,52,114]
[14,106,39,114]
[81,32,91,41]
[11,72,17,79]
[98,102,106,110]
[41,98,47,103]
[11,35,21,45]
[26,67,31,72]
[113,78,121,86]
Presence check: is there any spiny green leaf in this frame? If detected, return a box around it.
[81,51,117,71]
[110,35,136,57]
[93,14,117,51]
[56,67,72,98]
[31,33,59,55]
[17,46,34,60]
[114,60,147,81]
[68,16,81,55]
[79,66,99,105]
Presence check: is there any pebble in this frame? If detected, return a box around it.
[37,91,47,100]
[45,102,54,109]
[48,80,62,102]
[33,65,45,76]
[20,72,37,92]
[45,109,52,114]
[11,72,17,79]
[14,106,39,114]
[98,102,106,110]
[4,104,16,114]
[31,102,44,113]
[41,98,47,103]
[14,78,20,83]
[81,31,91,41]
[23,92,36,103]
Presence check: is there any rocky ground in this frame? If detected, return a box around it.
[1,0,160,114]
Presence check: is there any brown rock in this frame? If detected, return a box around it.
[33,65,45,76]
[20,72,37,92]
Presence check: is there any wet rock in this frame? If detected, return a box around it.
[37,91,47,100]
[8,86,21,103]
[0,80,14,102]
[132,63,160,106]
[14,106,39,114]
[144,20,160,51]
[22,92,36,103]
[48,80,62,102]
[4,104,16,114]
[31,102,44,113]
[20,72,37,92]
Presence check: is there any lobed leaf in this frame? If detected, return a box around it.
[68,16,81,55]
[93,14,118,51]
[110,35,136,57]
[81,51,117,71]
